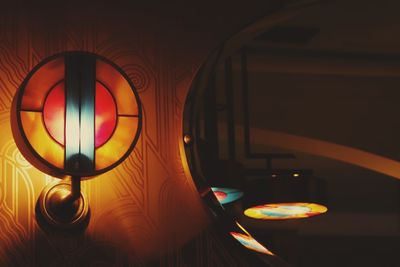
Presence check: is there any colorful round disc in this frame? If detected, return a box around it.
[244,202,327,220]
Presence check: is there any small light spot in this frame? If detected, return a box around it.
[183,134,193,145]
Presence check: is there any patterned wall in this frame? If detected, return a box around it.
[0,1,285,266]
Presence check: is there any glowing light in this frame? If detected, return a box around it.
[244,203,327,220]
[213,191,227,202]
[16,53,141,176]
[95,82,117,147]
[183,134,192,144]
[95,117,138,170]
[230,232,273,255]
[235,221,250,236]
[293,173,300,177]
[96,60,138,115]
[211,187,243,205]
[21,57,65,110]
[20,111,64,168]
[43,82,65,145]
[43,81,117,148]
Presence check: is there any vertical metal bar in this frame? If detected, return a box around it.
[241,47,251,158]
[79,55,95,172]
[65,55,81,171]
[225,57,235,160]
[70,176,81,200]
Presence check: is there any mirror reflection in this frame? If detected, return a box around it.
[187,1,400,266]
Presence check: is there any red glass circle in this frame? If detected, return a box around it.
[43,81,117,148]
[43,82,65,145]
[95,82,117,147]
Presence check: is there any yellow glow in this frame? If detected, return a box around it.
[233,222,274,255]
[20,111,64,168]
[244,202,328,220]
[21,57,64,110]
[235,221,251,236]
[95,117,138,170]
[96,60,138,116]
[293,173,300,177]
[230,232,274,255]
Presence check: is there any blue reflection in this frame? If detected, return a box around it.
[211,187,243,205]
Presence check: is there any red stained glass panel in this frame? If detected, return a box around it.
[95,82,117,147]
[43,81,117,148]
[43,82,65,145]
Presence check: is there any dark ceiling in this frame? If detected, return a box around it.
[252,0,400,54]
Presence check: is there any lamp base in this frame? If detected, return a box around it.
[36,180,90,232]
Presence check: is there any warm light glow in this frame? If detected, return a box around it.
[235,221,251,236]
[293,173,300,177]
[211,187,243,205]
[16,53,141,176]
[230,232,273,255]
[213,191,227,201]
[244,202,327,220]
[96,60,139,115]
[20,111,64,168]
[95,117,138,170]
[183,134,192,144]
[95,82,117,147]
[43,82,65,145]
[21,57,65,110]
[43,81,117,148]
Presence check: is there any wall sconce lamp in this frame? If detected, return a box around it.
[11,52,142,230]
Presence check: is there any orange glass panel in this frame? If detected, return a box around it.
[20,111,64,168]
[96,60,138,116]
[21,57,64,110]
[95,117,138,170]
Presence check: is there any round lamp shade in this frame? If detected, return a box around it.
[12,52,142,178]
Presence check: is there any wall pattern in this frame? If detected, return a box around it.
[0,1,286,266]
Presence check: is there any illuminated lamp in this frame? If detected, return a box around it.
[243,169,327,220]
[11,52,142,230]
